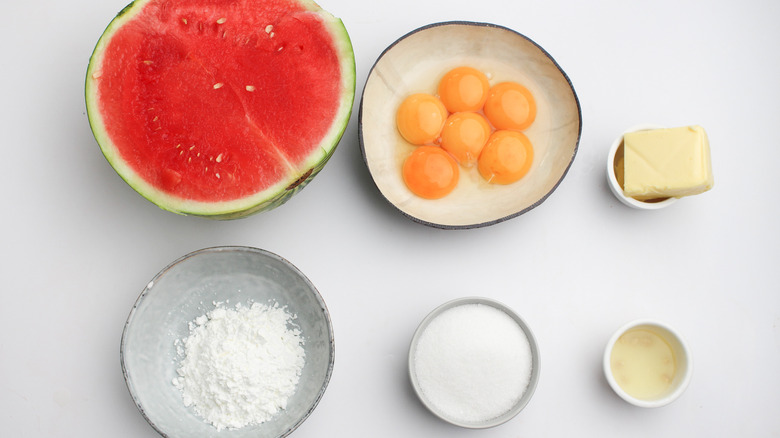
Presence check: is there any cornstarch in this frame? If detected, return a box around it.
[173,301,305,430]
[413,303,532,423]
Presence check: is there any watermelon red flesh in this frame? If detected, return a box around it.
[94,0,343,202]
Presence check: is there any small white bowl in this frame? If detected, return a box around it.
[603,319,692,408]
[606,124,677,210]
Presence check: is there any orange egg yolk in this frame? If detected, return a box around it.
[440,112,491,166]
[437,67,490,113]
[402,145,459,199]
[396,94,448,145]
[478,130,534,184]
[483,82,536,130]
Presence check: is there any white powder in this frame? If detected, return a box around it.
[413,303,532,423]
[173,301,305,430]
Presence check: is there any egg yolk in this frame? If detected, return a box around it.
[440,112,491,166]
[437,67,490,113]
[396,94,448,145]
[478,130,534,184]
[402,146,459,199]
[483,82,536,131]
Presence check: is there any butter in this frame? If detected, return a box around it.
[623,126,713,200]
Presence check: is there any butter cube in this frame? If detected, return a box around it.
[623,126,713,200]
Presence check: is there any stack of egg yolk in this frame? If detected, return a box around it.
[396,66,536,199]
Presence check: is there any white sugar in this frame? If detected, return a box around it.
[413,303,532,423]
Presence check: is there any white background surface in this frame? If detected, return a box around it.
[1,0,778,436]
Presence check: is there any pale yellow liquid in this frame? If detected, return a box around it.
[610,328,676,399]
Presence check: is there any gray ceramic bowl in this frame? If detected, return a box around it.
[360,22,581,229]
[408,297,540,428]
[120,246,334,438]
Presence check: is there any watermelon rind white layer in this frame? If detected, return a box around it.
[85,0,356,219]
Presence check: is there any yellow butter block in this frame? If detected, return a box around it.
[623,126,713,200]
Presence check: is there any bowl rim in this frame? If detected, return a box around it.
[407,296,541,428]
[602,318,693,408]
[358,20,583,229]
[120,245,335,438]
[606,124,678,210]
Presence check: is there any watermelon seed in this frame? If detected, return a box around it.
[175,144,181,148]
[216,17,227,24]
[216,154,224,163]
[189,145,195,151]
[153,116,159,121]
[213,82,224,89]
[143,60,153,65]
[246,85,256,92]
[91,71,102,79]
[216,173,221,179]
[270,32,275,38]
[265,25,273,33]
[182,18,188,25]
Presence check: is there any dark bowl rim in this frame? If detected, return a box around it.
[358,21,583,230]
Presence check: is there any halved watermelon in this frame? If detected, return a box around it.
[86,0,355,219]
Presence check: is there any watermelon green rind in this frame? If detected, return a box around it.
[85,0,356,219]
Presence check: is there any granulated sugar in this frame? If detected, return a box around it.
[413,303,532,423]
[173,301,305,430]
